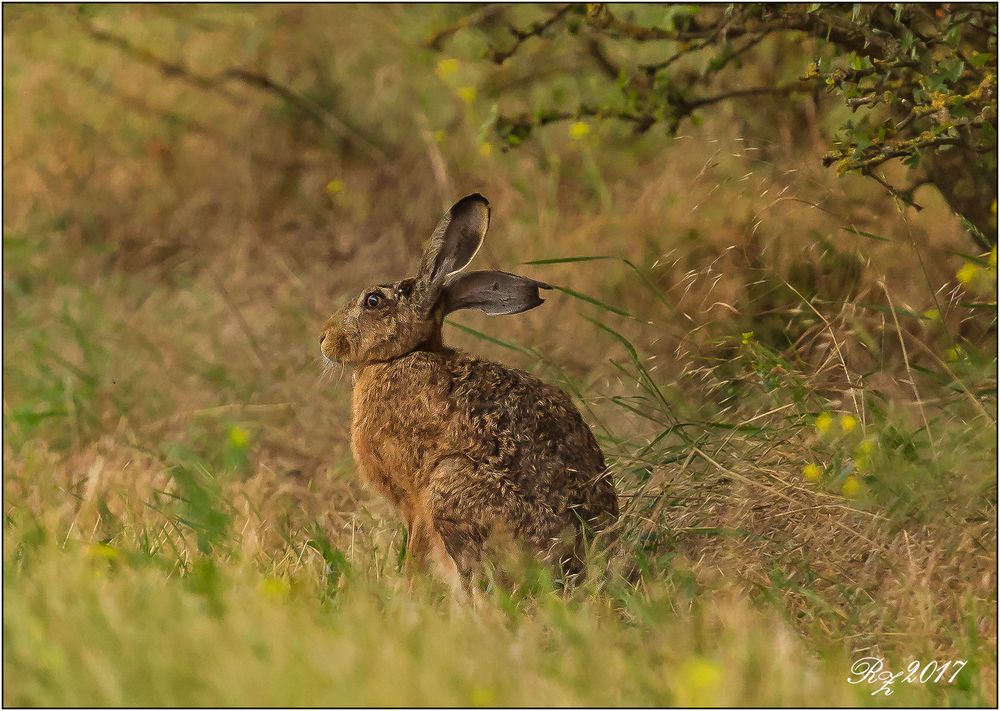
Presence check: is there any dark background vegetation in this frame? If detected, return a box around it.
[4,4,997,706]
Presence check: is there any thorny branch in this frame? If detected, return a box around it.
[434,2,998,244]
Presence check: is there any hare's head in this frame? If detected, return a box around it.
[321,194,550,365]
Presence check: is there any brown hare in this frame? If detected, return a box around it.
[320,194,618,595]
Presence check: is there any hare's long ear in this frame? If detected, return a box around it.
[417,194,490,303]
[443,271,552,316]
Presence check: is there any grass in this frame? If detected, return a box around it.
[0,545,872,707]
[3,4,997,707]
[13,537,974,708]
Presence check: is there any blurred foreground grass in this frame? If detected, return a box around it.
[6,537,981,708]
[3,4,997,706]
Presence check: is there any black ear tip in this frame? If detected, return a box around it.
[456,193,489,209]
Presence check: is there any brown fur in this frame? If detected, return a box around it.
[320,194,618,591]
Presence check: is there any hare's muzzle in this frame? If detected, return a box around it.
[320,315,352,364]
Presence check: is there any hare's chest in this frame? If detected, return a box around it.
[349,366,442,513]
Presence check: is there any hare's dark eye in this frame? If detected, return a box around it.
[364,292,383,309]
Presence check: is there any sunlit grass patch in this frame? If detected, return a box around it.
[4,526,994,707]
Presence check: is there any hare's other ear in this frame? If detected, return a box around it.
[443,271,552,316]
[418,194,490,293]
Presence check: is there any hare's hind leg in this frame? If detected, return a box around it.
[403,513,430,578]
[426,456,568,598]
[423,457,493,600]
[406,496,478,601]
[426,525,475,601]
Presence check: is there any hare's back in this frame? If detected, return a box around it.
[445,352,609,506]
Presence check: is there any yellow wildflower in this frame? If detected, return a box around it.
[435,58,460,79]
[839,414,858,435]
[456,86,477,104]
[921,308,941,322]
[945,345,967,362]
[86,543,120,561]
[568,121,590,140]
[856,438,876,456]
[855,439,876,471]
[683,657,722,687]
[841,476,861,498]
[802,464,822,482]
[956,261,979,286]
[470,686,496,707]
[260,577,291,600]
[325,179,345,196]
[479,141,493,157]
[676,656,723,704]
[228,425,249,449]
[815,412,834,435]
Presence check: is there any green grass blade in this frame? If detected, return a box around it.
[841,225,893,242]
[521,255,616,265]
[445,320,538,357]
[553,286,636,319]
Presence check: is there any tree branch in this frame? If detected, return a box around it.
[64,64,298,171]
[585,36,620,80]
[76,13,389,165]
[488,5,572,64]
[825,136,966,172]
[684,83,809,112]
[585,3,889,58]
[424,4,506,51]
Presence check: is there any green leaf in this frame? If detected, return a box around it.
[445,320,537,357]
[841,226,892,243]
[582,316,638,359]
[944,25,962,48]
[970,52,993,67]
[521,255,615,265]
[946,60,966,84]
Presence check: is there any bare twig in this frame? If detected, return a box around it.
[685,83,809,111]
[64,64,298,171]
[488,5,572,64]
[211,271,267,371]
[414,112,453,206]
[221,67,389,165]
[585,36,620,80]
[878,281,934,448]
[76,13,389,165]
[864,171,925,211]
[424,4,506,51]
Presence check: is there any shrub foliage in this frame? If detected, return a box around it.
[438,3,998,246]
